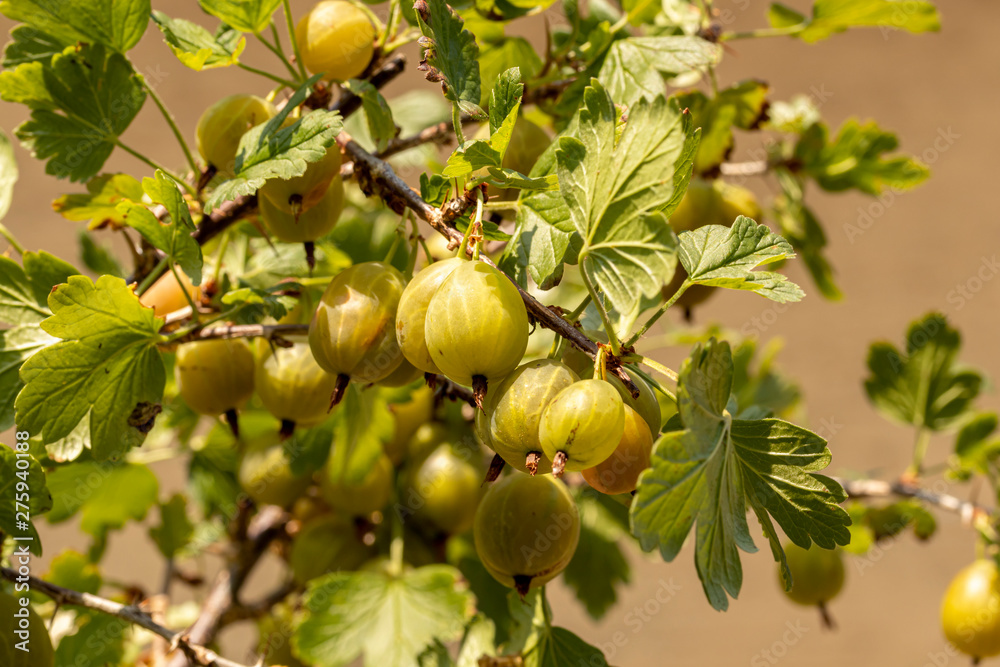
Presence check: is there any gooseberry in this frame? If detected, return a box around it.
[238,435,309,507]
[405,444,482,535]
[259,146,342,216]
[289,515,374,584]
[139,269,200,317]
[255,338,340,434]
[473,473,579,595]
[175,338,255,422]
[258,173,344,243]
[941,559,1000,661]
[308,261,406,405]
[538,379,625,476]
[581,405,653,495]
[780,542,845,627]
[395,257,464,374]
[424,260,529,405]
[196,94,276,176]
[296,0,375,81]
[488,360,579,475]
[320,452,394,516]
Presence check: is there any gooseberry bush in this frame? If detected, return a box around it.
[2,0,994,666]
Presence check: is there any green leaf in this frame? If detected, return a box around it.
[675,80,769,175]
[1,43,146,182]
[295,566,475,667]
[416,0,482,107]
[773,168,841,300]
[77,231,125,278]
[221,286,295,324]
[677,216,804,303]
[600,36,721,107]
[152,11,246,71]
[478,39,540,108]
[16,275,166,461]
[343,79,397,152]
[0,0,150,52]
[149,493,194,559]
[952,412,1000,476]
[488,68,523,143]
[118,171,203,284]
[52,173,145,229]
[46,461,158,536]
[731,338,801,420]
[0,251,78,431]
[563,490,631,619]
[557,81,694,319]
[483,167,558,192]
[455,217,511,242]
[448,537,512,647]
[44,549,101,594]
[199,0,282,34]
[55,614,129,666]
[0,445,51,554]
[507,589,609,667]
[0,128,18,221]
[442,139,502,178]
[864,313,983,432]
[796,118,930,195]
[205,76,343,211]
[630,338,851,610]
[325,385,392,484]
[773,0,941,43]
[2,25,67,67]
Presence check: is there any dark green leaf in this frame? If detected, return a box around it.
[295,566,475,666]
[324,385,392,484]
[199,0,282,34]
[343,79,397,152]
[416,0,482,106]
[563,491,631,619]
[952,412,1000,475]
[149,493,194,559]
[507,589,609,667]
[675,80,769,175]
[205,76,343,211]
[16,275,166,460]
[44,549,101,593]
[773,168,841,300]
[631,338,851,610]
[2,25,66,67]
[152,11,245,70]
[0,0,150,52]
[1,44,146,182]
[864,313,982,432]
[0,445,51,554]
[55,614,129,665]
[77,232,125,278]
[46,461,158,537]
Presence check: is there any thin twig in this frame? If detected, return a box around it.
[719,160,770,177]
[834,476,992,524]
[0,568,252,667]
[331,53,408,117]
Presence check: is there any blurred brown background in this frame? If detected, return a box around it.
[2,0,999,665]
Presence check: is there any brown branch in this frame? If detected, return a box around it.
[426,373,476,406]
[181,323,309,344]
[331,53,407,117]
[0,568,252,667]
[719,159,770,177]
[835,476,992,524]
[338,132,639,396]
[165,506,289,667]
[220,580,296,624]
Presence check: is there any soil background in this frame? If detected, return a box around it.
[2,1,999,665]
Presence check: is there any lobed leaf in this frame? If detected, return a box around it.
[152,11,245,71]
[0,445,51,554]
[0,0,150,53]
[199,0,282,34]
[415,0,482,107]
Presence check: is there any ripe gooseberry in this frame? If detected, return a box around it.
[488,360,579,475]
[175,338,255,432]
[308,261,406,406]
[0,591,54,667]
[473,473,580,596]
[404,444,482,535]
[259,146,342,216]
[423,260,529,406]
[395,257,464,374]
[139,269,200,317]
[539,379,625,476]
[296,0,375,81]
[289,515,374,585]
[196,94,276,176]
[941,559,1000,661]
[255,338,340,436]
[780,542,845,628]
[320,453,394,516]
[238,435,310,508]
[582,405,653,494]
[259,174,344,243]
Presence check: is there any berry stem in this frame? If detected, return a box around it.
[472,375,489,412]
[224,408,240,438]
[279,419,296,441]
[905,427,931,480]
[329,374,350,410]
[817,601,836,630]
[580,256,622,357]
[452,103,466,147]
[525,452,542,476]
[484,454,505,484]
[237,62,299,89]
[142,79,199,176]
[282,0,310,81]
[552,451,568,477]
[0,222,26,256]
[260,26,302,81]
[624,279,693,348]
